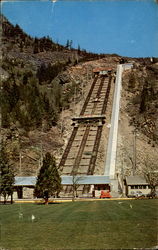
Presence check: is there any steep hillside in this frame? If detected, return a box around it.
[1,15,157,178]
[0,15,109,175]
[116,60,158,178]
[124,62,158,144]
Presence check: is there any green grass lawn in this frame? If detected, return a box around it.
[0,199,157,250]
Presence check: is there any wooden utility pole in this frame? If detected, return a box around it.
[60,107,64,136]
[121,151,124,193]
[133,129,138,175]
[19,152,22,175]
[39,141,43,173]
[0,73,3,154]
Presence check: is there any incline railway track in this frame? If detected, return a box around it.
[59,72,113,194]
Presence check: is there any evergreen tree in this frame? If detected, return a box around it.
[33,37,39,54]
[10,82,20,108]
[66,39,72,49]
[66,39,70,49]
[0,143,15,204]
[69,40,73,49]
[140,86,147,113]
[37,63,47,83]
[77,44,81,55]
[34,152,62,204]
[22,74,28,85]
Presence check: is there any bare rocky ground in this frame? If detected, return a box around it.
[116,67,158,180]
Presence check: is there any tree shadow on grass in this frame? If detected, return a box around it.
[35,202,61,205]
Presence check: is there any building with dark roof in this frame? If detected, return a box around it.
[125,175,151,197]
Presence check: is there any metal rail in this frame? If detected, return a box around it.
[71,125,91,175]
[82,126,103,194]
[65,126,91,194]
[91,76,105,115]
[101,76,112,114]
[59,127,78,168]
[87,126,103,175]
[80,75,98,116]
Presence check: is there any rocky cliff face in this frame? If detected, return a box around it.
[116,60,158,179]
[123,61,158,145]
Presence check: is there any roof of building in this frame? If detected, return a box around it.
[14,175,110,186]
[125,175,148,185]
[93,67,112,73]
[15,176,37,186]
[61,175,110,185]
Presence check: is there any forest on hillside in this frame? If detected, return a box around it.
[1,15,104,132]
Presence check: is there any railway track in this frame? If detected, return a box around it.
[80,76,99,116]
[71,125,91,175]
[59,127,78,168]
[59,73,113,195]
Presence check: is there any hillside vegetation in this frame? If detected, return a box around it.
[0,15,106,174]
[1,15,103,132]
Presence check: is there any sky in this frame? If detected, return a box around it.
[1,0,158,57]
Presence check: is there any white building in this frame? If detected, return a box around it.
[125,175,151,197]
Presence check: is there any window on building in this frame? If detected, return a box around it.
[130,185,148,190]
[138,185,146,189]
